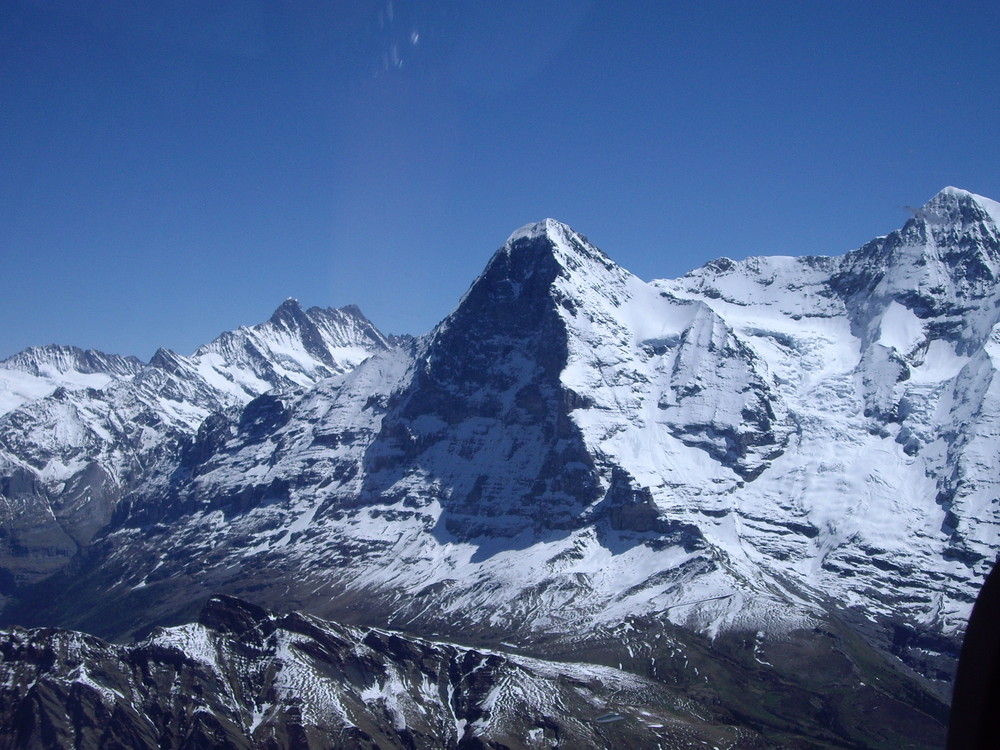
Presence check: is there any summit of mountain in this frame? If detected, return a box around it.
[3,189,999,747]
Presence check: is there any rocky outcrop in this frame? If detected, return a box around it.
[1,190,999,748]
[0,595,789,750]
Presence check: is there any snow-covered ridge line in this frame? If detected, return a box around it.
[0,300,392,416]
[0,298,394,586]
[0,186,995,749]
[505,217,563,245]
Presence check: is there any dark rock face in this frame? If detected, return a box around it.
[359,229,604,540]
[238,394,293,441]
[0,596,792,750]
[602,467,705,552]
[181,412,236,473]
[2,196,1000,749]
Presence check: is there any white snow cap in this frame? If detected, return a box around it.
[924,186,1000,225]
[505,218,569,245]
[937,185,972,198]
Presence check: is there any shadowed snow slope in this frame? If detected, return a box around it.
[3,189,1000,748]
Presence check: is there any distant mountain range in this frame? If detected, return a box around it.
[3,187,999,748]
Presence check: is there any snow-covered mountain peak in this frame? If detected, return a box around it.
[830,188,1000,336]
[268,296,307,326]
[898,186,1000,266]
[439,219,623,334]
[188,300,392,397]
[918,186,1000,227]
[498,217,616,279]
[338,303,367,319]
[505,217,565,244]
[1,344,143,379]
[148,346,185,371]
[0,344,145,416]
[500,218,614,272]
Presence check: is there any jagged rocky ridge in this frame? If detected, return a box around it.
[0,594,801,750]
[2,187,999,747]
[0,303,391,586]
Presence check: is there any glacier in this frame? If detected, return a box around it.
[2,187,999,747]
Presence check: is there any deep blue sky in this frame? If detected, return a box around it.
[3,1,999,360]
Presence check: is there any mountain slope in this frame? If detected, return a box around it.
[2,189,998,747]
[0,345,144,415]
[653,187,1000,667]
[0,302,393,590]
[0,595,935,750]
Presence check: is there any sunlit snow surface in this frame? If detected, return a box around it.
[0,345,142,415]
[0,303,393,582]
[90,189,993,655]
[4,188,1000,657]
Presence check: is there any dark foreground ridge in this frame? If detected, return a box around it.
[2,190,997,748]
[0,595,809,750]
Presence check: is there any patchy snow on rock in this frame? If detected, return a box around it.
[1,189,998,742]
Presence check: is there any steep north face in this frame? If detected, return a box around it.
[3,188,1000,747]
